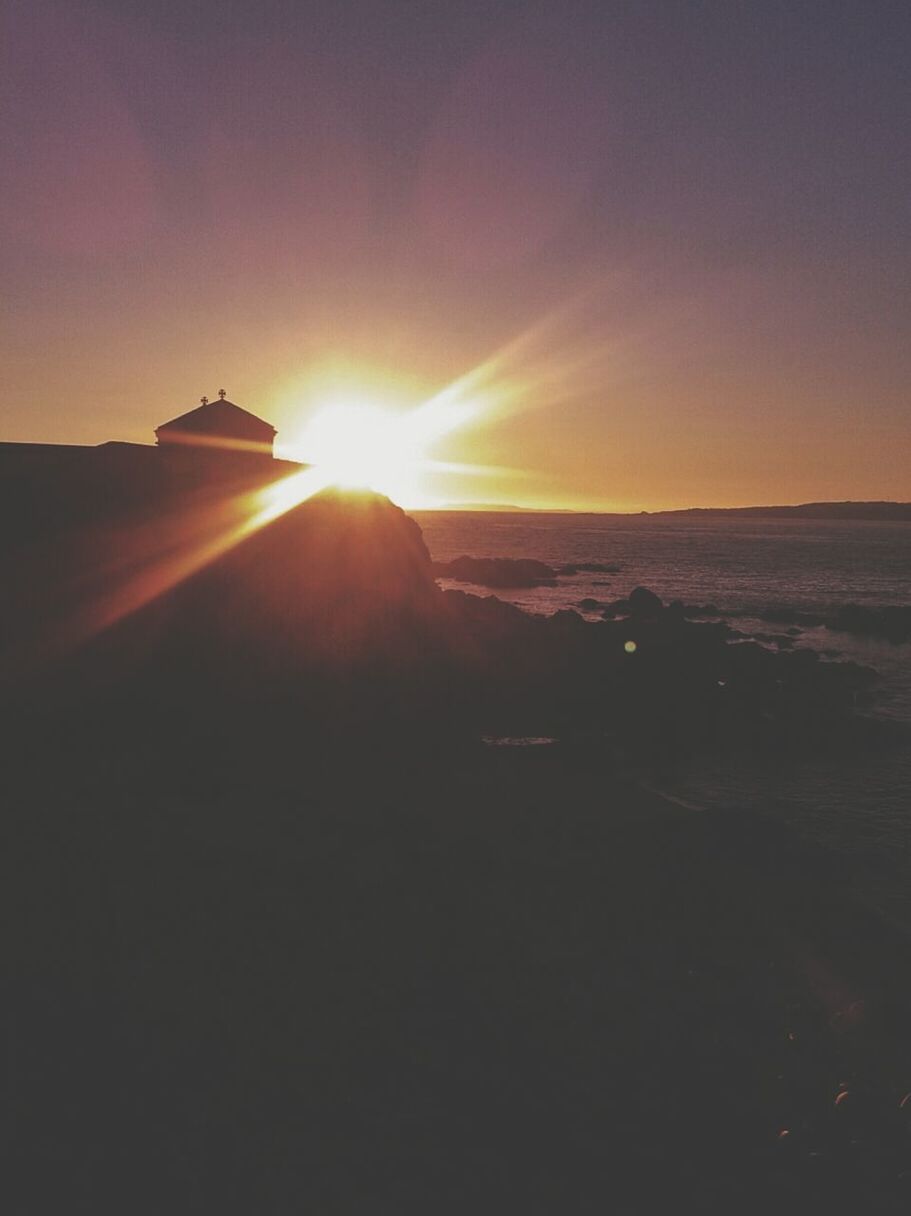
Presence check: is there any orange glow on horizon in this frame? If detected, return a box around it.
[267,288,634,510]
[4,0,909,515]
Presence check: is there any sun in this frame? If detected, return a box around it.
[287,394,476,508]
[299,403,416,499]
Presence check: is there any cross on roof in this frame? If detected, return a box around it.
[218,388,227,399]
[200,395,208,405]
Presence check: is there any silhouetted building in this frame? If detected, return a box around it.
[155,390,277,457]
[0,390,298,548]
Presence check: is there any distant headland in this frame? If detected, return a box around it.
[645,501,911,521]
[432,501,911,521]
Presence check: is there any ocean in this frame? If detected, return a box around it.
[416,511,911,923]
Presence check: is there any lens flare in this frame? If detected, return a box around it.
[287,393,478,508]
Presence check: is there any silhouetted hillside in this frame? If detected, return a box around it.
[5,443,910,1214]
[1,451,881,778]
[649,500,911,521]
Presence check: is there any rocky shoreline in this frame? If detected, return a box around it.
[433,553,911,643]
[4,497,895,782]
[5,491,911,1209]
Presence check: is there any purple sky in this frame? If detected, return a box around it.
[2,0,909,508]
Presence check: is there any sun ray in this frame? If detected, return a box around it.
[58,286,633,651]
[63,466,335,651]
[404,277,639,438]
[421,459,530,480]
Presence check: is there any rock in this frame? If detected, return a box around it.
[3,470,885,771]
[725,641,773,671]
[788,647,819,664]
[628,586,664,618]
[431,555,558,588]
[827,604,911,643]
[440,587,532,631]
[548,609,586,630]
[682,603,723,618]
[751,602,911,642]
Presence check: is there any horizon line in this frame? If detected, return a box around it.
[412,499,911,516]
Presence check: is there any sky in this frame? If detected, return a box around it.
[1,0,909,510]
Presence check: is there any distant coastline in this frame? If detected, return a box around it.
[647,500,911,521]
[425,500,911,521]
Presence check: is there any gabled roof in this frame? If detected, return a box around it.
[156,398,276,436]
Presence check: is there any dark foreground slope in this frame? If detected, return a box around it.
[2,482,879,766]
[4,482,911,1211]
[7,739,911,1213]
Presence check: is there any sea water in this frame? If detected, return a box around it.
[416,512,911,922]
